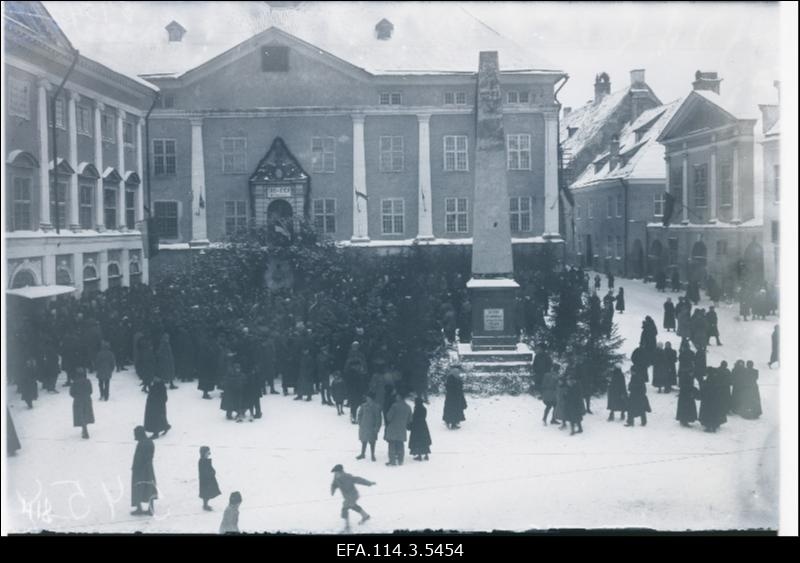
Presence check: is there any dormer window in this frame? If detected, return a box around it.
[375,18,394,40]
[166,21,186,43]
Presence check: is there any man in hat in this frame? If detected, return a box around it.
[330,464,375,531]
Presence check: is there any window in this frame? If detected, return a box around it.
[507,91,530,104]
[153,201,179,239]
[616,236,624,259]
[125,188,136,229]
[379,92,402,105]
[616,194,623,218]
[774,164,780,202]
[262,45,289,72]
[587,200,594,219]
[312,198,336,234]
[56,265,73,286]
[77,105,92,136]
[670,165,683,206]
[101,112,115,142]
[507,134,531,170]
[221,137,247,174]
[575,203,582,220]
[771,221,779,244]
[577,237,584,255]
[606,235,613,258]
[123,121,134,146]
[48,97,66,129]
[104,187,117,229]
[379,136,404,172]
[693,164,707,208]
[79,181,94,229]
[654,192,665,217]
[224,201,248,235]
[443,135,469,171]
[381,198,404,235]
[445,197,469,233]
[311,137,336,173]
[719,161,733,206]
[12,176,32,230]
[444,91,467,105]
[9,77,30,118]
[668,238,678,266]
[510,197,532,232]
[49,180,68,229]
[108,263,122,288]
[716,240,728,256]
[607,196,613,218]
[160,94,175,109]
[153,139,176,175]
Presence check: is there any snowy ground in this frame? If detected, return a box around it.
[4,275,780,533]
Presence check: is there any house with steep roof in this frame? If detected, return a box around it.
[4,1,158,294]
[44,1,567,252]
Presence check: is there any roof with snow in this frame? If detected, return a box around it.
[765,118,779,137]
[571,98,683,189]
[42,1,561,78]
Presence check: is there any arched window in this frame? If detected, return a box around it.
[56,266,73,286]
[83,263,100,295]
[11,269,37,289]
[108,262,122,288]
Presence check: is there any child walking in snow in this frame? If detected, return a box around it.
[331,371,347,416]
[330,464,375,531]
[198,446,221,511]
[219,491,242,533]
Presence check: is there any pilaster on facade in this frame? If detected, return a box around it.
[351,113,369,242]
[681,150,689,225]
[43,254,57,286]
[731,143,741,224]
[189,117,209,245]
[68,90,81,231]
[98,250,109,291]
[37,77,52,230]
[116,108,127,231]
[72,252,84,293]
[135,117,145,225]
[121,248,131,286]
[94,100,106,231]
[708,141,717,223]
[542,111,561,239]
[416,113,434,240]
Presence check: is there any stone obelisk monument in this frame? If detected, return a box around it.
[468,51,520,351]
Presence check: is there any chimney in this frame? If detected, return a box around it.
[375,18,394,40]
[630,69,646,86]
[608,135,620,170]
[692,71,722,94]
[594,72,611,104]
[165,20,186,43]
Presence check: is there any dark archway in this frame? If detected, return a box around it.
[743,240,764,288]
[649,239,664,277]
[689,241,707,283]
[11,269,36,289]
[631,239,644,278]
[267,199,294,243]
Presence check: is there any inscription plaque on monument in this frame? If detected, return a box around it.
[483,308,505,331]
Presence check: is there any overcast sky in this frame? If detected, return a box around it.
[467,1,781,116]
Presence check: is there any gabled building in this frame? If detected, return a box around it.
[45,1,567,254]
[4,1,158,294]
[759,82,780,286]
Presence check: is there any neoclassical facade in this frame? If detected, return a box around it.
[4,2,157,293]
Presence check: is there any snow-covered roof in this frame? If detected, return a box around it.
[765,118,780,137]
[42,1,561,78]
[6,285,76,299]
[571,98,683,189]
[693,89,758,121]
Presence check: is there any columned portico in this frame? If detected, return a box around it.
[116,108,127,231]
[68,90,80,231]
[94,101,105,230]
[37,78,52,230]
[416,113,433,240]
[351,114,369,242]
[543,111,560,238]
[190,117,209,245]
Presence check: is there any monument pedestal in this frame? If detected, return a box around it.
[468,278,519,350]
[454,342,534,395]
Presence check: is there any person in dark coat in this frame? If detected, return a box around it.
[94,341,116,401]
[382,382,396,421]
[676,356,699,427]
[356,394,382,461]
[138,337,157,393]
[316,345,333,405]
[730,360,747,417]
[540,364,560,425]
[606,367,627,421]
[625,369,651,427]
[41,338,60,393]
[131,426,157,516]
[664,341,677,391]
[144,377,171,438]
[554,373,569,429]
[607,273,615,289]
[576,361,594,414]
[716,361,733,414]
[257,335,279,395]
[294,347,315,401]
[663,298,676,332]
[706,276,721,305]
[243,370,263,420]
[221,362,245,421]
[7,409,21,456]
[655,270,667,292]
[676,300,691,339]
[594,274,602,291]
[408,397,432,461]
[768,325,779,369]
[615,287,625,313]
[331,371,347,415]
[565,376,585,435]
[690,309,708,352]
[670,269,681,292]
[20,357,39,409]
[442,369,467,429]
[198,446,222,511]
[330,464,375,531]
[531,346,553,391]
[197,335,218,399]
[706,306,722,346]
[344,342,368,424]
[698,368,727,432]
[687,280,701,305]
[652,342,669,393]
[639,316,658,368]
[70,368,94,439]
[736,361,762,419]
[157,333,177,390]
[693,348,707,386]
[409,350,430,404]
[384,394,413,466]
[739,287,752,321]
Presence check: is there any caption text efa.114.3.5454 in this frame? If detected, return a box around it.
[337,544,464,557]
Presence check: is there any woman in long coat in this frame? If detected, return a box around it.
[716,361,733,415]
[220,362,245,421]
[736,361,762,419]
[197,335,218,399]
[652,343,669,392]
[144,377,171,438]
[70,368,95,439]
[20,357,39,408]
[676,360,699,426]
[294,347,315,401]
[639,317,658,366]
[615,287,625,313]
[408,397,432,460]
[442,369,467,429]
[138,338,157,393]
[554,374,569,429]
[540,365,560,425]
[564,378,585,435]
[356,394,382,461]
[663,298,676,332]
[698,368,727,432]
[768,325,779,368]
[664,341,678,391]
[625,370,651,427]
[676,302,691,339]
[41,339,61,392]
[730,360,747,416]
[344,342,368,424]
[198,446,222,510]
[606,367,627,421]
[131,426,157,516]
